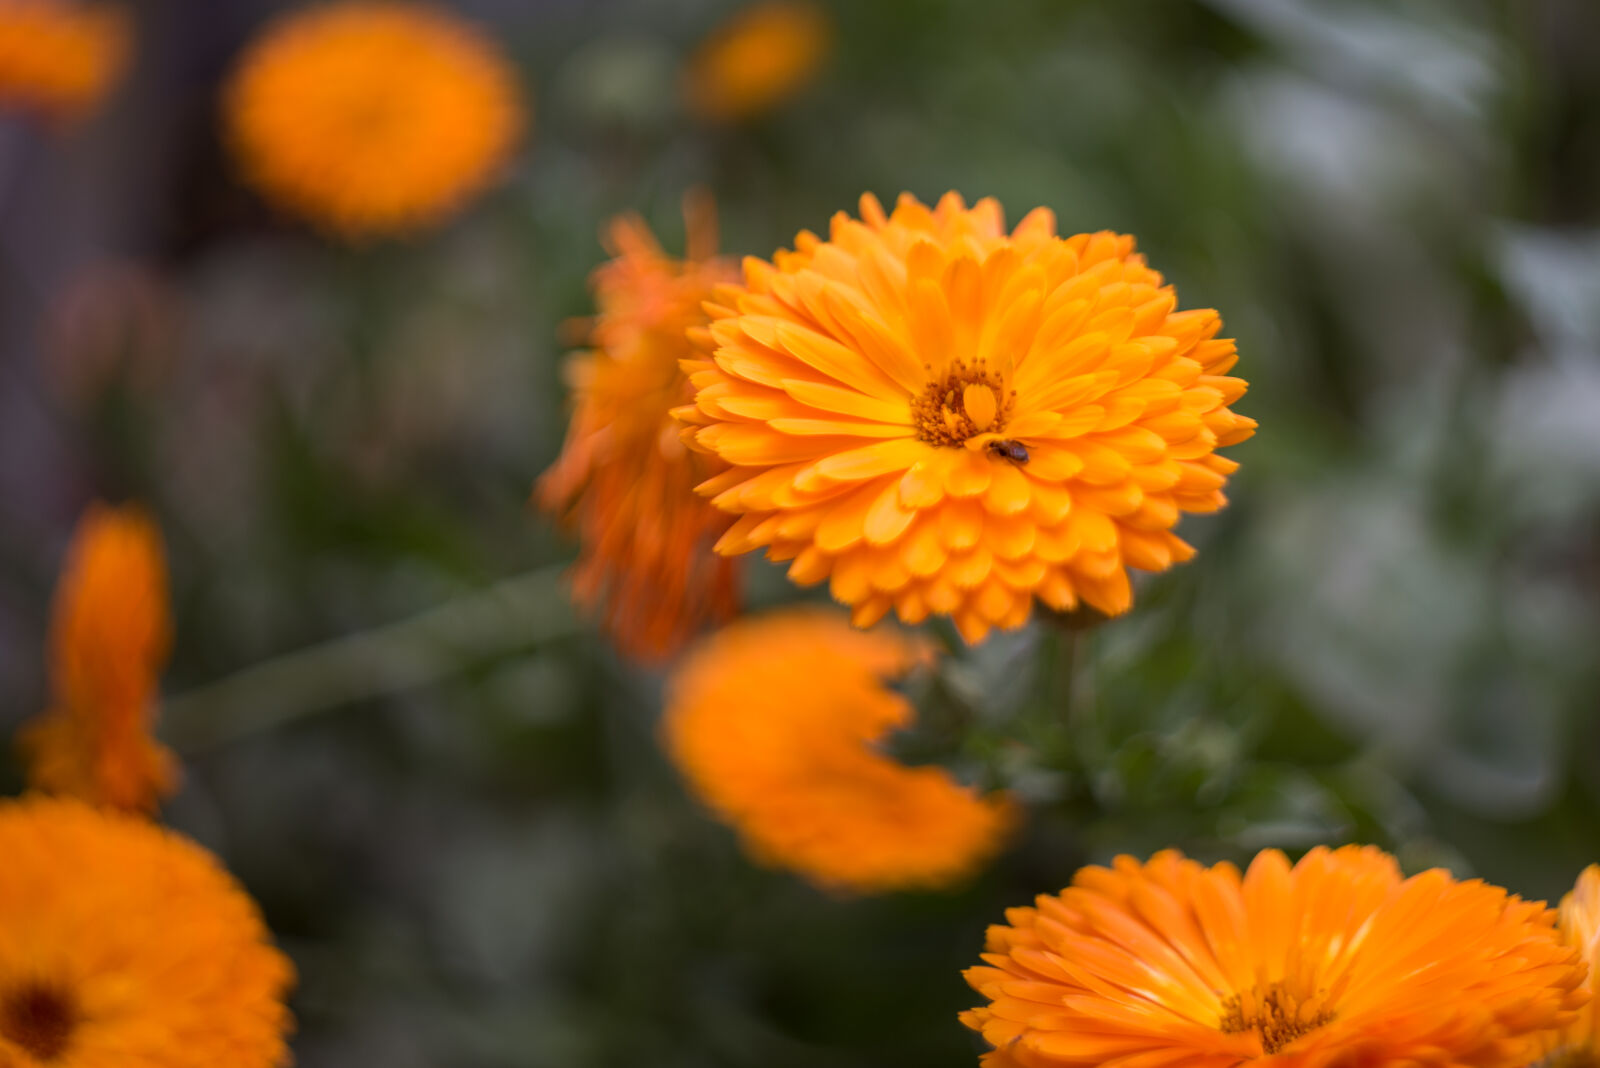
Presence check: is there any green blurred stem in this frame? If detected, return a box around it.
[162,565,576,753]
[1047,622,1080,729]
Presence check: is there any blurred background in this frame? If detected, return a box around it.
[3,0,1600,1064]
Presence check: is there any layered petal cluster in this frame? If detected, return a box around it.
[0,0,128,122]
[962,846,1587,1068]
[538,201,742,660]
[17,504,177,814]
[0,797,294,1067]
[224,0,522,238]
[676,191,1255,643]
[1546,865,1600,1065]
[684,0,830,122]
[662,608,1014,893]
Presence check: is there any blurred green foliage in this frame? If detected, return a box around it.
[2,0,1599,1064]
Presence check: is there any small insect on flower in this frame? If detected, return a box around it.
[985,438,1029,465]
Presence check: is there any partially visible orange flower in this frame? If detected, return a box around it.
[17,503,176,814]
[0,797,294,1067]
[684,0,829,122]
[1548,865,1600,1064]
[224,0,522,238]
[0,0,129,122]
[538,195,742,661]
[676,191,1255,643]
[962,846,1587,1068]
[663,608,1015,893]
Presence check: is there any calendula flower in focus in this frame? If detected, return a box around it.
[962,845,1586,1068]
[17,504,176,814]
[684,0,829,122]
[538,196,742,661]
[676,191,1255,643]
[0,0,128,122]
[663,608,1015,893]
[1545,865,1600,1066]
[224,0,522,238]
[0,797,294,1067]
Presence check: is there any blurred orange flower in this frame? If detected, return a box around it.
[1547,865,1600,1064]
[684,0,829,122]
[17,503,177,814]
[538,197,741,661]
[962,846,1587,1068]
[662,608,1014,893]
[224,0,522,238]
[0,797,294,1067]
[675,191,1255,643]
[0,0,128,122]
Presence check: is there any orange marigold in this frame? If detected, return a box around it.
[962,846,1587,1068]
[224,0,522,238]
[675,191,1256,643]
[538,197,742,660]
[1546,865,1600,1065]
[662,608,1015,893]
[0,797,294,1067]
[0,0,128,122]
[684,0,830,122]
[17,503,177,814]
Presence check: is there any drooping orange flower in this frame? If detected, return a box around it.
[538,197,742,661]
[684,0,830,122]
[0,797,294,1067]
[224,0,522,238]
[662,608,1015,893]
[1546,865,1600,1065]
[17,504,176,814]
[0,0,128,122]
[675,191,1256,643]
[962,846,1587,1068]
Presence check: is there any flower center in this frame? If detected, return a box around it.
[0,981,78,1062]
[911,358,1014,446]
[1218,983,1334,1055]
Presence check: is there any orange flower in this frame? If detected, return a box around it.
[224,0,522,238]
[662,608,1015,893]
[1547,865,1600,1064]
[961,846,1587,1068]
[684,0,830,122]
[17,504,176,814]
[676,191,1256,643]
[538,197,742,660]
[0,0,128,122]
[0,797,294,1067]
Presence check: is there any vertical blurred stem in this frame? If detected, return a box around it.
[1048,622,1079,729]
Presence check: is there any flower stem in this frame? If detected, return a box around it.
[162,564,576,752]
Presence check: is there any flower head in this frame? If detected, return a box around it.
[1547,865,1600,1065]
[962,846,1587,1068]
[0,797,294,1067]
[675,191,1256,643]
[663,608,1015,893]
[0,0,128,122]
[17,503,176,814]
[684,0,830,122]
[224,0,522,238]
[538,196,742,660]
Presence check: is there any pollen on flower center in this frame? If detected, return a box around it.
[910,357,1015,446]
[0,980,79,1062]
[1218,982,1335,1055]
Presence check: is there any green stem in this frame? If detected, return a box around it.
[162,565,576,753]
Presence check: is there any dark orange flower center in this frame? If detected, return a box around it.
[1218,982,1334,1055]
[911,357,1015,446]
[0,981,79,1062]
